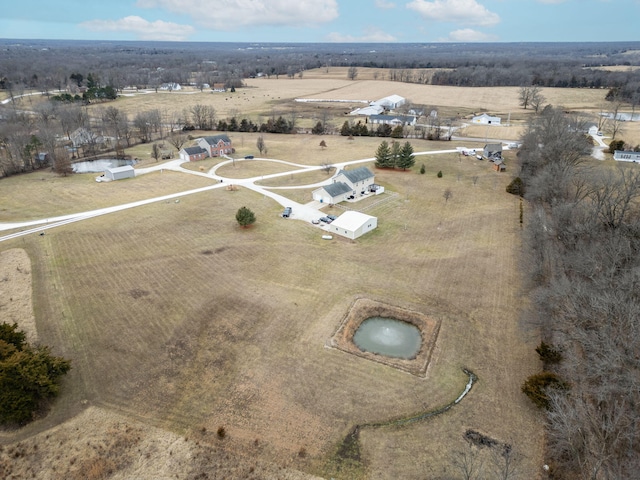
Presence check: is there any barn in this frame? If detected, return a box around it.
[328,211,377,240]
[105,165,135,181]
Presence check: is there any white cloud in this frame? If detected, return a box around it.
[407,0,500,27]
[137,0,339,29]
[326,27,397,43]
[375,0,396,8]
[444,28,498,42]
[81,16,195,41]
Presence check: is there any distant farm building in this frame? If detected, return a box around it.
[105,165,135,181]
[328,211,378,240]
[614,150,640,163]
[180,146,208,162]
[368,114,417,126]
[160,83,182,91]
[371,95,406,110]
[472,113,501,125]
[312,166,375,204]
[196,135,233,157]
[349,105,384,116]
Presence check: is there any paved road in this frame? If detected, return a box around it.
[0,147,472,242]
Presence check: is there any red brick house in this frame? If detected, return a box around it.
[196,135,233,157]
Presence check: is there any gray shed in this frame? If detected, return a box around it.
[105,165,135,181]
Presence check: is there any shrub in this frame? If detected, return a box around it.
[437,170,443,178]
[235,206,256,227]
[420,164,426,174]
[217,426,226,439]
[536,341,563,365]
[607,139,625,153]
[506,177,525,196]
[522,372,569,410]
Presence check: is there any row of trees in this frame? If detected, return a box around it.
[374,140,415,170]
[515,106,640,478]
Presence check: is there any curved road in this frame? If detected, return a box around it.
[1,148,462,242]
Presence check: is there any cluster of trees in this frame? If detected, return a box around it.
[0,323,71,425]
[515,106,640,478]
[374,140,415,170]
[340,121,406,139]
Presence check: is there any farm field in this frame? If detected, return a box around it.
[5,72,636,479]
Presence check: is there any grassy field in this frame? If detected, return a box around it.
[0,135,544,479]
[3,76,630,479]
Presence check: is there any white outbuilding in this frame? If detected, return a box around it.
[105,165,135,181]
[614,150,640,163]
[327,211,377,240]
[472,113,501,125]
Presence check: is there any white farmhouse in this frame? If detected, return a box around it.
[312,166,375,204]
[328,211,377,240]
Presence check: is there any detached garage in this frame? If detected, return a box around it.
[105,165,135,181]
[328,211,377,240]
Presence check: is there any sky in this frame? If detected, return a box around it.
[1,0,639,44]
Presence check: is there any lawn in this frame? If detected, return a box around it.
[0,139,544,479]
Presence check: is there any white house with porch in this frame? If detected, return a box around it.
[312,166,375,204]
[328,211,377,240]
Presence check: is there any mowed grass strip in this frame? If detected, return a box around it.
[4,144,544,478]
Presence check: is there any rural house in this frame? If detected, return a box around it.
[312,166,375,204]
[70,127,109,149]
[483,143,503,161]
[328,211,378,240]
[614,150,640,163]
[368,114,417,126]
[472,113,501,125]
[179,146,208,162]
[196,135,233,157]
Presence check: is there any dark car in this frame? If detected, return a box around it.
[282,207,292,218]
[244,155,254,159]
[319,216,331,223]
[327,214,337,221]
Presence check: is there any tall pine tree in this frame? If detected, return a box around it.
[374,141,392,168]
[397,141,416,170]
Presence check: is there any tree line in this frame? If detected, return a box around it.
[515,106,640,478]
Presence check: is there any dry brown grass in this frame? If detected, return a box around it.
[0,139,544,479]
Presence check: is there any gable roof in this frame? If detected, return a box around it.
[484,143,502,151]
[338,166,374,184]
[201,134,231,145]
[330,211,377,230]
[322,182,353,197]
[369,114,416,123]
[182,146,207,155]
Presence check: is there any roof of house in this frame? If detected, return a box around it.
[183,146,207,155]
[321,182,353,197]
[474,113,500,119]
[484,143,503,151]
[201,134,231,145]
[349,105,384,116]
[369,114,416,123]
[107,165,134,174]
[372,94,405,105]
[330,211,377,231]
[338,166,374,184]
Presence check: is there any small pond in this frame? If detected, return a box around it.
[72,159,136,173]
[353,316,422,359]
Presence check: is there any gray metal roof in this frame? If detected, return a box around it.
[338,166,374,184]
[323,182,353,197]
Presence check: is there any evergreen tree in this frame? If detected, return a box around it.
[390,141,401,169]
[375,141,392,168]
[391,125,404,138]
[397,141,416,170]
[340,121,351,136]
[236,206,256,227]
[0,323,71,425]
[312,121,324,135]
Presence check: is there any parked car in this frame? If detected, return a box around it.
[327,214,337,221]
[282,207,292,218]
[311,219,320,224]
[347,195,355,200]
[244,155,254,159]
[319,216,332,223]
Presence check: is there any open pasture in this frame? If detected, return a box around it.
[1,138,543,478]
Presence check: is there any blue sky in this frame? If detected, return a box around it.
[1,0,638,43]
